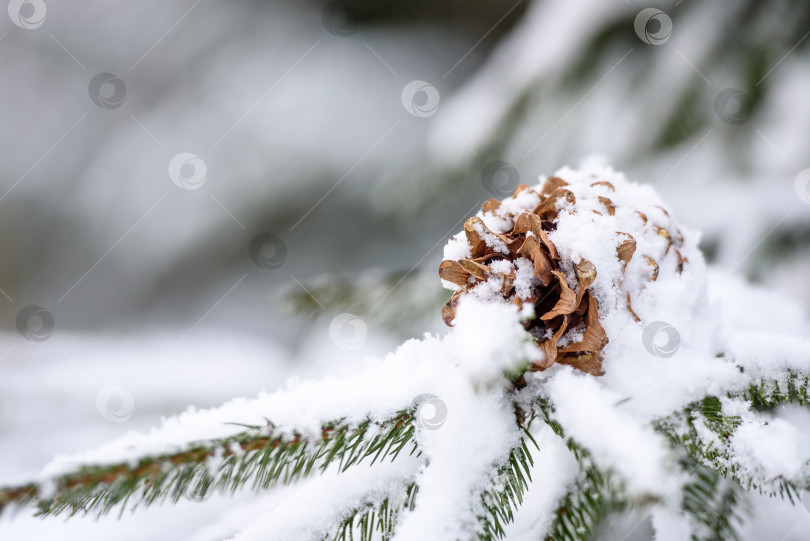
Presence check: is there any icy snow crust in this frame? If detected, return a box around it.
[39,161,810,540]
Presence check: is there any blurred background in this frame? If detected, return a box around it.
[1,0,810,538]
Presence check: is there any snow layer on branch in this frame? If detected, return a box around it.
[229,457,418,541]
[731,416,803,481]
[718,397,804,482]
[502,425,578,540]
[711,271,810,380]
[36,299,536,541]
[392,383,520,540]
[548,369,679,496]
[39,298,538,481]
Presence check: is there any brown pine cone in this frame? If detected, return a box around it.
[439,174,689,376]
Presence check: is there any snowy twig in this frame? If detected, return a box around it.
[0,411,417,518]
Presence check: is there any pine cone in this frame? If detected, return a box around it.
[439,174,688,376]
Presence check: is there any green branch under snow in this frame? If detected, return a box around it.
[2,368,808,540]
[532,397,619,541]
[476,430,540,540]
[739,369,810,409]
[534,392,752,541]
[319,429,542,541]
[323,482,419,541]
[681,458,748,541]
[0,410,417,519]
[656,370,810,497]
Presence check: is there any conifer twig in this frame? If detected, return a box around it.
[0,411,417,518]
[323,482,419,541]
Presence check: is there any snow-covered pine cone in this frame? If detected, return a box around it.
[439,168,691,376]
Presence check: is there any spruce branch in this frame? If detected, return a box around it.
[535,393,749,541]
[681,458,748,541]
[531,397,618,541]
[656,373,810,498]
[0,410,417,518]
[546,457,612,541]
[475,428,540,540]
[738,369,810,409]
[322,482,419,541]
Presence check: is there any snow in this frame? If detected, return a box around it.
[501,425,578,540]
[731,415,803,481]
[442,231,472,263]
[471,220,508,255]
[467,273,510,304]
[513,257,539,300]
[391,381,519,540]
[547,369,679,496]
[444,297,540,383]
[651,505,695,541]
[712,397,805,482]
[230,458,418,541]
